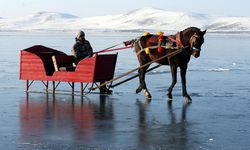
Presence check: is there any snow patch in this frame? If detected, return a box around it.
[1,7,250,32]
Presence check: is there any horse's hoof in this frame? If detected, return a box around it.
[167,98,173,102]
[145,93,152,99]
[143,89,152,99]
[185,96,192,103]
[136,87,142,94]
[167,93,173,100]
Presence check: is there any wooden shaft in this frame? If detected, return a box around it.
[90,49,183,91]
[109,64,161,88]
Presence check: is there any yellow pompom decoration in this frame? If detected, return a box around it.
[157,31,164,36]
[145,48,150,54]
[143,32,150,36]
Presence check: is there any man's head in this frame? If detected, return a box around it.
[76,31,85,41]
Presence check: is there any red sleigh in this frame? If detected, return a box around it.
[20,45,117,94]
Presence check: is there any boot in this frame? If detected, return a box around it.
[100,86,112,94]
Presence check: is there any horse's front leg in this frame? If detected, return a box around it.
[180,64,192,102]
[136,68,143,93]
[136,66,151,99]
[167,65,177,100]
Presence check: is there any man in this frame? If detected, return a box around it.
[72,31,93,64]
[72,31,112,94]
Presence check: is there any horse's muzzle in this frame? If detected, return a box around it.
[193,53,200,58]
[192,47,200,58]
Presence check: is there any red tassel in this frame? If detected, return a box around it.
[158,35,163,41]
[158,46,163,53]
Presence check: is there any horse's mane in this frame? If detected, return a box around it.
[182,27,201,33]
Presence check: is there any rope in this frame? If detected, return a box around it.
[135,45,181,56]
[109,64,161,88]
[97,43,122,52]
[94,45,133,54]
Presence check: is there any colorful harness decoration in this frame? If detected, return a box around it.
[157,31,164,53]
[143,32,151,54]
[142,31,177,55]
[143,32,150,36]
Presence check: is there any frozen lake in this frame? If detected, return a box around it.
[0,31,250,149]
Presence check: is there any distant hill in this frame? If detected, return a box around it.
[26,11,78,22]
[0,8,250,32]
[0,12,78,31]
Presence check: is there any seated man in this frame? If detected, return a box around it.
[72,31,93,64]
[72,31,112,94]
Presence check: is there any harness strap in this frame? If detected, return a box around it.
[138,38,144,50]
[136,45,179,56]
[167,32,183,48]
[189,33,200,51]
[94,45,133,54]
[136,31,189,56]
[176,32,184,47]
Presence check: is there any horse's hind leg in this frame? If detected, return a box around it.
[136,68,143,93]
[136,65,151,99]
[167,65,177,100]
[180,65,192,102]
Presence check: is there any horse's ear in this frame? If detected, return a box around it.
[202,29,207,35]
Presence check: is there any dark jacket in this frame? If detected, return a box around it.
[72,40,93,64]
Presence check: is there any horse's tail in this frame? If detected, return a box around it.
[123,39,137,47]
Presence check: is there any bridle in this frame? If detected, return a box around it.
[172,31,202,52]
[189,33,202,52]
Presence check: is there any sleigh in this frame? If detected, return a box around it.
[19,45,117,94]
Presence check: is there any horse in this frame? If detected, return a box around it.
[133,27,206,102]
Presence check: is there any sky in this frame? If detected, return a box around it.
[0,0,250,18]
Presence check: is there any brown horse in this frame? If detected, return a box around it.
[133,27,206,102]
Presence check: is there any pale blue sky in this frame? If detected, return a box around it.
[0,0,249,18]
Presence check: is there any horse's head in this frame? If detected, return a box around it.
[189,29,206,58]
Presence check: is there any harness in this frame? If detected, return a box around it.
[135,32,184,56]
[136,31,201,56]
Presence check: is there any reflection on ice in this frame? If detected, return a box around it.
[135,99,200,149]
[19,94,207,149]
[19,94,114,145]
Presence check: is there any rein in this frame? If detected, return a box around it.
[93,45,133,54]
[93,37,139,54]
